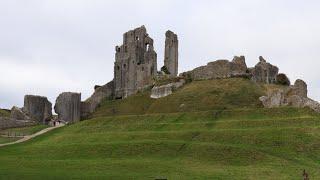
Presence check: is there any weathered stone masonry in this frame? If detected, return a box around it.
[114,26,158,99]
[164,30,178,77]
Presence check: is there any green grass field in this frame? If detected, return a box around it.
[0,78,319,179]
[0,109,10,117]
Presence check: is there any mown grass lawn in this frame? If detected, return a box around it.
[0,108,319,179]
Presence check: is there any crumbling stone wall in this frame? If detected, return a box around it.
[114,26,157,99]
[182,56,248,80]
[81,80,114,119]
[10,106,30,120]
[0,117,36,130]
[55,92,81,123]
[250,56,279,84]
[23,95,52,124]
[259,79,320,112]
[164,30,178,77]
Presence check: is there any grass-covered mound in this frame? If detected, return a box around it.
[0,108,319,179]
[0,78,319,179]
[93,78,264,117]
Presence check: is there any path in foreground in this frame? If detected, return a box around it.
[0,124,65,147]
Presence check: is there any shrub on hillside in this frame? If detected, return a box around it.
[276,73,290,86]
[161,66,170,75]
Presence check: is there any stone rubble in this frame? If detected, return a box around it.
[151,79,185,99]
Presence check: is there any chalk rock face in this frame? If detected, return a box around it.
[81,81,114,119]
[151,79,185,99]
[251,56,279,84]
[23,95,52,123]
[10,106,30,120]
[259,79,320,112]
[55,92,81,123]
[183,56,248,81]
[259,89,285,108]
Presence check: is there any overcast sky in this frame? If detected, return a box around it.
[0,0,319,109]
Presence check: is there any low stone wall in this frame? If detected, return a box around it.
[0,117,36,130]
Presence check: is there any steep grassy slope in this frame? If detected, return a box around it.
[93,78,264,117]
[0,108,319,179]
[0,79,319,179]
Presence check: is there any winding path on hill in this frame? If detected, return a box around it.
[0,124,65,147]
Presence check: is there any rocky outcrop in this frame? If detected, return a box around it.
[81,81,114,119]
[55,92,81,123]
[182,56,249,81]
[23,95,52,123]
[250,56,279,84]
[151,79,185,99]
[10,106,30,120]
[259,79,320,112]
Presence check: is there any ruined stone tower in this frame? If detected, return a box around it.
[164,30,178,77]
[114,26,157,99]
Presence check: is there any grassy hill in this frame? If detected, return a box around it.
[93,78,264,117]
[0,78,319,179]
[0,109,10,117]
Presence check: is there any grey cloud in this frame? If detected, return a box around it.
[0,0,319,109]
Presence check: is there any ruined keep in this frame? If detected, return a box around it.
[114,26,157,99]
[164,30,178,77]
[55,92,81,123]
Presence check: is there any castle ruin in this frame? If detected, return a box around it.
[114,26,158,99]
[164,30,178,77]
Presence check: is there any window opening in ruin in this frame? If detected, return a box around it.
[123,64,126,69]
[136,36,139,41]
[146,43,150,51]
[142,67,144,71]
[117,66,120,70]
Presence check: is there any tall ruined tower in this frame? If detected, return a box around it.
[114,26,157,99]
[164,30,178,77]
